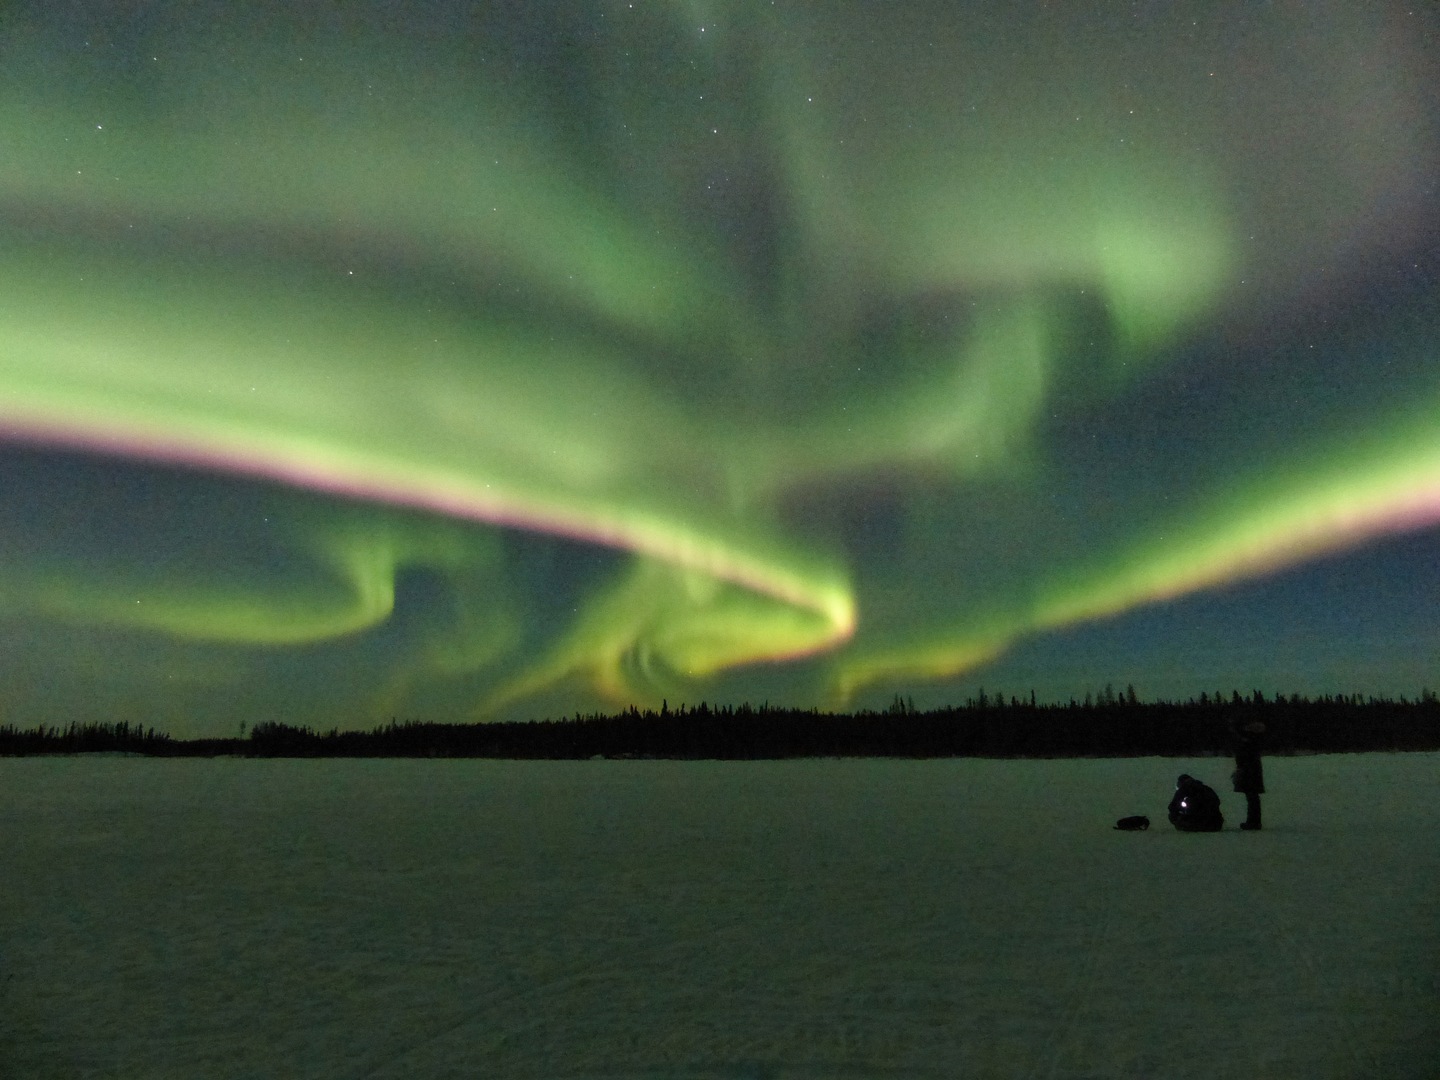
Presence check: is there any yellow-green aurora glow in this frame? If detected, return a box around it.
[2,1,1438,732]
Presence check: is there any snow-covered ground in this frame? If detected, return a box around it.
[1,754,1435,1079]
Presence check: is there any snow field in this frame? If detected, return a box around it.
[1,754,1436,1078]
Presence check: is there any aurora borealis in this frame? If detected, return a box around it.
[2,1,1438,735]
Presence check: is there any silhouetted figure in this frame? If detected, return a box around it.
[1168,774,1223,832]
[1230,719,1266,830]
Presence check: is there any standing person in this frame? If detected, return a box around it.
[1231,719,1266,830]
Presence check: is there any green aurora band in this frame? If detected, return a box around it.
[1,2,1438,732]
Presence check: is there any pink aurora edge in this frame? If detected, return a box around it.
[7,412,1440,661]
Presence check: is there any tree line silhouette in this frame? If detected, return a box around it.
[3,687,1439,758]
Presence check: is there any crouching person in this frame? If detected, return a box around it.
[1168,774,1224,832]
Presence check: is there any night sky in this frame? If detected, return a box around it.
[2,1,1438,736]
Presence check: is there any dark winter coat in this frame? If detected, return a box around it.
[1168,776,1224,832]
[1232,741,1265,794]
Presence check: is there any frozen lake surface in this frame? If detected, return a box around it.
[2,754,1436,1079]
